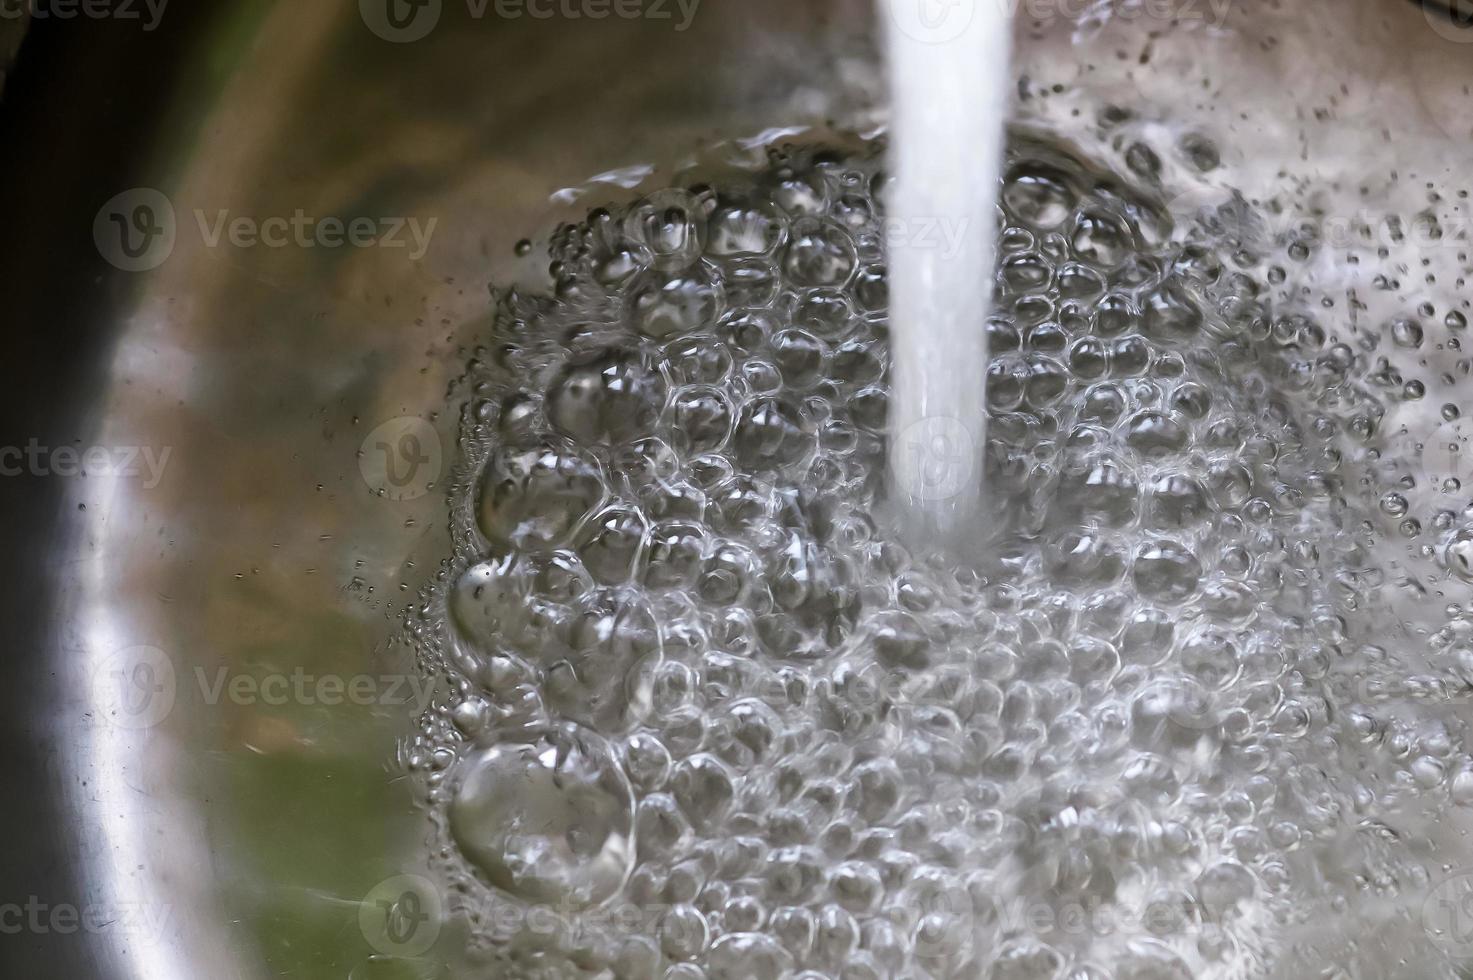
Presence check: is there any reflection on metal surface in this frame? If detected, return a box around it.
[9,0,1473,976]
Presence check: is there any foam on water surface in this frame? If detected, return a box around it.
[393,112,1473,980]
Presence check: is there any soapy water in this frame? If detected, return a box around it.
[395,127,1473,979]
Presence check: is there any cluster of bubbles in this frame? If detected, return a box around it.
[396,128,1473,978]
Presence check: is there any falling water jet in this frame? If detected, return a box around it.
[880,0,1013,548]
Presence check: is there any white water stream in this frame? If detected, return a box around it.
[881,0,1013,544]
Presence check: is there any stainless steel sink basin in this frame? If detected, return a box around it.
[4,1,1473,977]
